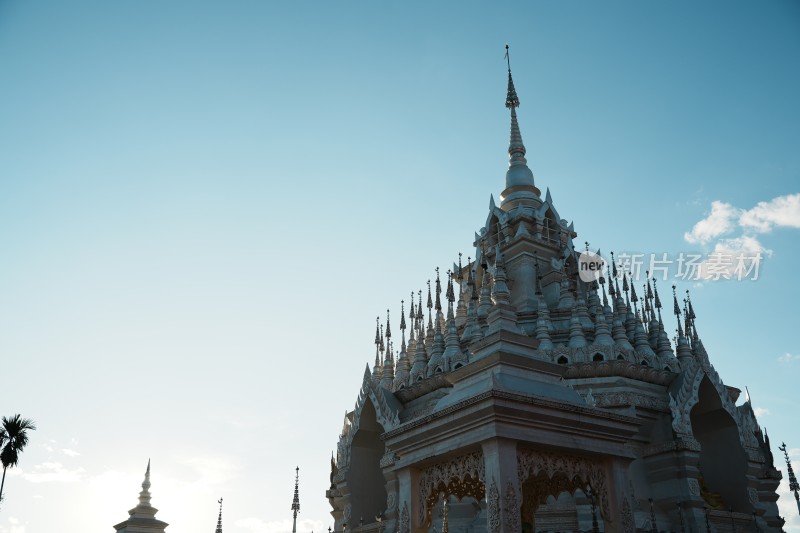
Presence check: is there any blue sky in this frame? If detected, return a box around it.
[1,1,799,532]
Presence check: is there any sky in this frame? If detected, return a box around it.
[0,0,799,531]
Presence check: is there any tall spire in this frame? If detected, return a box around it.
[500,45,539,209]
[779,443,800,516]
[291,467,300,533]
[113,460,168,533]
[215,498,223,533]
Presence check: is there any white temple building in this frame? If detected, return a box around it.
[327,50,785,532]
[114,461,169,533]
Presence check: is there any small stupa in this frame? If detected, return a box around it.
[113,460,169,533]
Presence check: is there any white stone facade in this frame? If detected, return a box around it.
[328,67,784,533]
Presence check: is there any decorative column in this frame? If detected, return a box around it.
[396,467,419,533]
[481,438,521,533]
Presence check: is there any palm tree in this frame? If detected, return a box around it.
[0,414,36,507]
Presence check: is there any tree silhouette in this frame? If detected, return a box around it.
[0,414,36,508]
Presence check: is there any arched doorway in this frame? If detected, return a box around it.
[690,377,751,512]
[348,399,387,525]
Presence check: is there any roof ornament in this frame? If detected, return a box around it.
[501,44,538,208]
[607,265,616,297]
[215,498,223,533]
[630,281,640,316]
[139,459,152,506]
[291,467,300,533]
[417,290,425,335]
[435,268,443,312]
[400,301,406,332]
[504,44,520,109]
[372,317,381,380]
[672,285,684,338]
[446,270,455,303]
[779,442,800,516]
[685,290,699,339]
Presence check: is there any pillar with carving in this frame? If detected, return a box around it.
[481,438,521,533]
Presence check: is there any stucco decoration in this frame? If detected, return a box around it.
[517,448,610,520]
[399,503,409,533]
[504,481,521,533]
[621,497,635,533]
[669,363,704,437]
[669,358,760,449]
[688,478,700,496]
[487,480,500,533]
[596,391,668,411]
[417,451,485,524]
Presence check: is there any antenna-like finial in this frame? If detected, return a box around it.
[446,270,455,303]
[435,268,442,312]
[291,467,301,533]
[427,280,433,310]
[779,442,800,514]
[400,300,406,331]
[216,498,224,533]
[505,44,520,109]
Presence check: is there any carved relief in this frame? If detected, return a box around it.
[386,492,397,511]
[487,480,500,533]
[417,451,485,524]
[670,364,704,437]
[504,481,520,533]
[517,448,610,519]
[564,359,673,385]
[399,503,409,533]
[595,391,668,411]
[621,497,635,533]
[344,504,352,522]
[380,452,398,468]
[748,487,759,504]
[688,478,700,496]
[670,358,761,449]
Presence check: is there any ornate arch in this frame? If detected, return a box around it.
[669,359,759,449]
[517,448,610,520]
[417,451,486,525]
[336,366,401,473]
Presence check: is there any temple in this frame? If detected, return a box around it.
[114,461,169,533]
[326,49,785,532]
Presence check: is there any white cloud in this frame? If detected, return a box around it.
[684,194,799,277]
[236,517,325,533]
[753,407,769,417]
[0,517,26,533]
[777,477,800,532]
[739,193,800,233]
[778,353,800,364]
[682,194,800,281]
[61,448,80,457]
[695,235,771,281]
[684,200,741,244]
[20,462,84,483]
